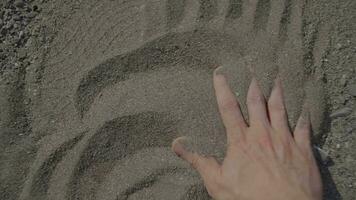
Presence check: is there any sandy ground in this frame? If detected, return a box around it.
[0,0,355,199]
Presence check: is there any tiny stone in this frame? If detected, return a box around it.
[18,49,27,59]
[7,19,15,28]
[336,144,341,149]
[23,99,29,105]
[336,43,342,50]
[25,6,32,12]
[345,142,349,148]
[19,30,24,38]
[330,107,352,118]
[13,14,21,21]
[314,146,330,164]
[348,83,356,96]
[14,0,25,8]
[339,74,347,87]
[27,12,36,18]
[339,96,347,104]
[346,127,353,134]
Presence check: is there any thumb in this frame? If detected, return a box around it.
[172,137,220,181]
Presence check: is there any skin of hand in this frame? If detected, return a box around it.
[172,68,323,200]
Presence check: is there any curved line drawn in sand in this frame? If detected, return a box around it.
[18,0,331,199]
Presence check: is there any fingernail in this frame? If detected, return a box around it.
[300,105,311,126]
[214,66,224,76]
[173,140,185,157]
[274,75,281,86]
[271,75,282,92]
[250,77,259,88]
[172,136,195,157]
[172,137,192,157]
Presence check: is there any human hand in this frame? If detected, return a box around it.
[172,68,323,200]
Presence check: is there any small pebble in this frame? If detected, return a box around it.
[17,49,27,59]
[336,144,341,149]
[18,30,24,38]
[14,0,25,8]
[336,43,343,50]
[13,23,19,29]
[13,14,21,21]
[339,96,347,104]
[345,142,349,148]
[27,12,36,18]
[330,107,352,118]
[7,19,15,28]
[346,127,353,134]
[339,74,347,87]
[314,146,330,164]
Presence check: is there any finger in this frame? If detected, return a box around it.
[172,137,220,183]
[268,77,291,134]
[294,109,312,154]
[246,78,269,126]
[214,68,247,141]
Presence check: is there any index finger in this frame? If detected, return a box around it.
[213,67,247,142]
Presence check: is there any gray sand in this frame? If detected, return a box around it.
[0,0,355,199]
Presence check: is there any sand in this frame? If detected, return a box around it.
[0,0,355,199]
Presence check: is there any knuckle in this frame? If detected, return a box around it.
[206,183,219,197]
[303,145,314,160]
[279,138,292,156]
[207,175,223,197]
[236,138,247,151]
[258,134,273,149]
[293,142,313,161]
[276,133,292,145]
[299,127,311,135]
[235,134,247,147]
[207,156,216,163]
[190,156,201,169]
[247,94,263,105]
[268,100,285,112]
[282,137,292,149]
[220,99,238,111]
[296,148,312,164]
